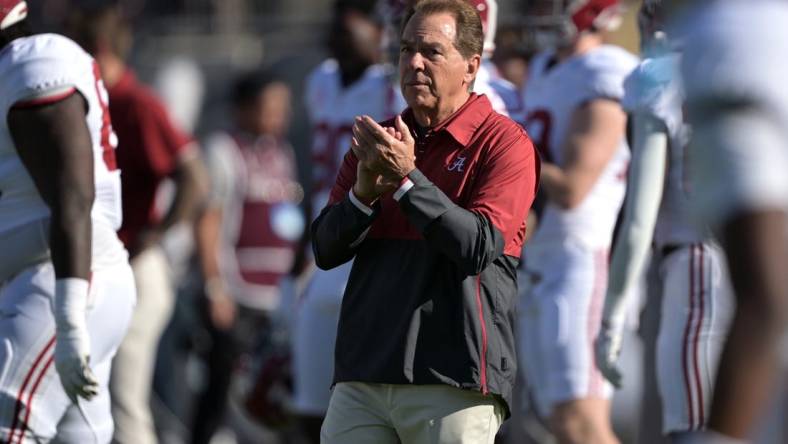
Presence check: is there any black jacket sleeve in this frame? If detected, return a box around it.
[311,195,378,270]
[398,128,538,276]
[399,169,504,276]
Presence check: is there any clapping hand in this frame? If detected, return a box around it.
[350,115,416,202]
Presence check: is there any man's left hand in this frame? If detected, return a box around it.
[353,115,416,180]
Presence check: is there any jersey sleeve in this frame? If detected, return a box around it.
[581,48,639,103]
[3,37,88,109]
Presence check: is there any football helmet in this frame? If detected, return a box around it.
[468,0,499,57]
[0,0,26,30]
[523,0,624,49]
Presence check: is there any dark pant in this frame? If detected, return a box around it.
[190,302,269,444]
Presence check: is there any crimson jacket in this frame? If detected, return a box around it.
[312,94,539,413]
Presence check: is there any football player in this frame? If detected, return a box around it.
[516,1,637,443]
[595,1,734,441]
[680,0,788,442]
[0,1,135,441]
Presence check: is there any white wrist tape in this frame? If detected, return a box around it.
[53,278,90,334]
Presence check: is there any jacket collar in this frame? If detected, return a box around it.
[403,93,492,146]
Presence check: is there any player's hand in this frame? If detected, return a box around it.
[52,278,99,402]
[54,326,99,402]
[594,319,625,388]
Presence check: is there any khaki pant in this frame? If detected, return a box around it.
[321,382,504,444]
[110,247,175,444]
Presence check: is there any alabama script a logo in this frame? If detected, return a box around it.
[447,155,466,172]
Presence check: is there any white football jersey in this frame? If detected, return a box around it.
[0,34,125,268]
[680,0,788,222]
[476,59,525,125]
[523,45,638,248]
[305,59,404,211]
[622,54,707,247]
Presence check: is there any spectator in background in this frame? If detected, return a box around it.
[193,70,304,444]
[65,3,207,444]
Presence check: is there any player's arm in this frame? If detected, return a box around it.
[8,92,93,281]
[133,101,208,256]
[540,99,626,209]
[595,112,667,387]
[133,149,207,257]
[7,91,99,401]
[154,149,207,242]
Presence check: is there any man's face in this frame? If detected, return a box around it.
[399,12,476,112]
[243,82,291,137]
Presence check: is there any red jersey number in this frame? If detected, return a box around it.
[92,61,118,171]
[525,109,553,163]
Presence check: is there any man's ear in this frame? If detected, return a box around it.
[464,54,481,88]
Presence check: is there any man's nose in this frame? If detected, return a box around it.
[408,51,425,71]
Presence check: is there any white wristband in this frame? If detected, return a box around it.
[53,278,90,333]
